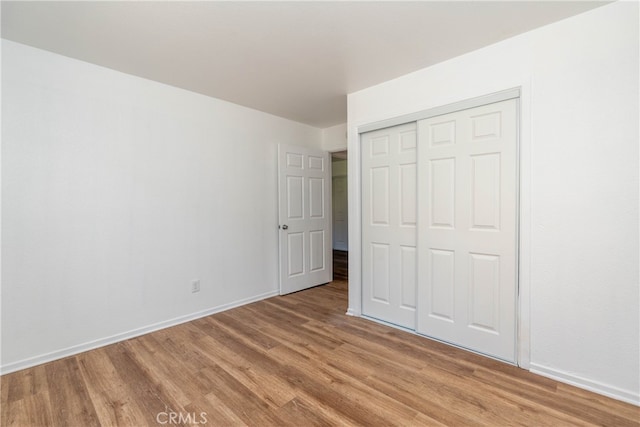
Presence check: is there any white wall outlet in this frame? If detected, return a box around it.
[191,280,200,293]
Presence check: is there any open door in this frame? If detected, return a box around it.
[278,144,332,294]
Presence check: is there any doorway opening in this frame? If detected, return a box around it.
[331,151,348,281]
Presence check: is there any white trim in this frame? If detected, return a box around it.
[516,79,533,369]
[361,315,415,334]
[358,87,520,134]
[0,290,279,375]
[530,363,640,406]
[347,124,363,316]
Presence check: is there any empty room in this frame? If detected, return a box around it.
[1,1,639,426]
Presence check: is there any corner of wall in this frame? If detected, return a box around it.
[322,123,348,152]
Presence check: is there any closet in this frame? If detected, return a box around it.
[360,96,518,363]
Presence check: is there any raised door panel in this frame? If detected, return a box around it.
[400,164,417,227]
[308,156,325,170]
[399,130,417,152]
[429,120,456,147]
[400,246,417,309]
[286,153,303,169]
[468,253,500,333]
[370,167,390,226]
[309,230,326,272]
[371,136,390,157]
[471,154,501,231]
[287,176,304,220]
[309,178,325,219]
[429,158,456,229]
[371,243,390,303]
[288,233,305,277]
[471,111,501,142]
[429,249,455,322]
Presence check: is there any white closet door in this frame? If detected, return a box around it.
[361,123,417,329]
[417,99,517,363]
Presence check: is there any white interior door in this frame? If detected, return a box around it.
[417,99,517,362]
[361,123,417,329]
[278,144,332,295]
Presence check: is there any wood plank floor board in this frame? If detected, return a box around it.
[237,307,343,351]
[193,320,310,411]
[558,384,640,421]
[329,343,542,426]
[197,312,412,426]
[147,329,211,375]
[469,368,613,425]
[4,364,48,405]
[2,280,638,426]
[196,329,385,427]
[275,397,348,427]
[45,358,101,427]
[211,311,281,351]
[305,320,476,379]
[198,364,286,426]
[200,390,249,426]
[193,334,297,409]
[265,346,421,425]
[76,349,148,426]
[322,340,545,426]
[78,351,146,425]
[103,342,183,425]
[184,391,247,427]
[124,334,212,408]
[3,391,54,427]
[262,330,436,425]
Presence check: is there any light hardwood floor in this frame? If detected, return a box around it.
[2,280,639,426]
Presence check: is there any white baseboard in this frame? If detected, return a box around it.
[345,308,359,317]
[530,362,639,406]
[0,290,279,375]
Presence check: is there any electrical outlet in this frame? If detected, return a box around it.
[191,280,200,293]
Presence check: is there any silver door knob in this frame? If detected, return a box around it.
[282,225,288,230]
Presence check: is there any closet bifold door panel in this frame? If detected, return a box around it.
[416,98,518,363]
[361,122,417,329]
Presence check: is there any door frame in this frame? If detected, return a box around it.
[347,86,532,369]
[331,152,349,252]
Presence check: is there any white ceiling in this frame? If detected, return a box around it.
[2,1,608,128]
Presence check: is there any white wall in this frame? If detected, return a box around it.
[347,2,639,404]
[332,158,347,178]
[322,122,347,152]
[1,40,323,372]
